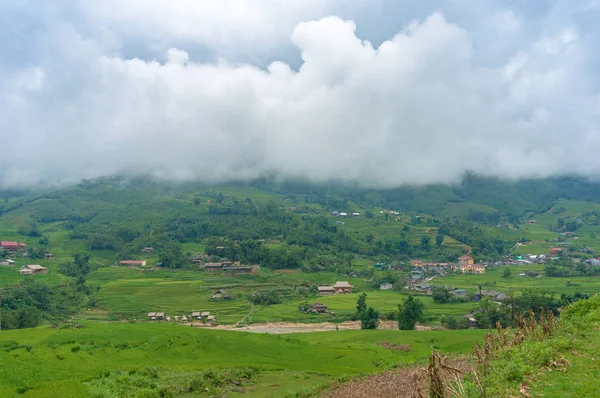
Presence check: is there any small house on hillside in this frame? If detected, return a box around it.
[462,313,479,328]
[1,259,15,266]
[20,265,47,275]
[147,312,165,320]
[204,262,223,271]
[310,303,328,313]
[142,247,155,254]
[120,260,147,267]
[210,289,230,300]
[191,311,211,320]
[452,289,468,298]
[318,286,335,296]
[380,283,393,290]
[352,212,361,217]
[45,253,55,259]
[222,265,252,273]
[333,281,353,294]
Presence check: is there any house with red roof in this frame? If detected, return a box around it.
[0,241,27,253]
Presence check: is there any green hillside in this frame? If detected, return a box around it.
[0,323,485,397]
[2,176,600,396]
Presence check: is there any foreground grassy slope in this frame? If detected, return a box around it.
[466,295,600,397]
[0,323,486,398]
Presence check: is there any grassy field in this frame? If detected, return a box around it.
[0,323,486,398]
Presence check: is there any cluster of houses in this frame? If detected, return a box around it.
[146,311,216,323]
[407,255,485,274]
[317,281,354,296]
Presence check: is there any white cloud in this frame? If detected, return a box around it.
[0,1,599,188]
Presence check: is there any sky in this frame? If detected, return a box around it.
[1,0,599,188]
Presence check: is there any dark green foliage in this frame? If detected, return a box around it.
[0,279,93,329]
[397,295,425,330]
[360,307,380,330]
[18,219,40,237]
[431,287,453,304]
[435,234,444,247]
[59,253,91,279]
[157,244,184,269]
[440,316,470,330]
[356,293,367,315]
[355,293,379,329]
[502,267,511,278]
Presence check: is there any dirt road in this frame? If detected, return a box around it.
[191,321,435,334]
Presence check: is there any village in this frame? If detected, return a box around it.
[3,234,599,331]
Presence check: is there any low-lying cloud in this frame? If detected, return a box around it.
[1,0,599,188]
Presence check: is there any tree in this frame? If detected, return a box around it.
[420,236,431,251]
[355,293,379,329]
[158,244,184,269]
[502,267,511,278]
[397,295,425,330]
[356,293,367,315]
[360,307,380,330]
[432,287,452,304]
[435,234,444,247]
[59,253,91,280]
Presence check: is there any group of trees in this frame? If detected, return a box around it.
[0,253,103,330]
[1,278,95,330]
[355,294,425,331]
[473,289,591,329]
[545,264,600,277]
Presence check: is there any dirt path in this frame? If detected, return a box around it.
[203,321,437,334]
[236,303,254,327]
[320,358,472,398]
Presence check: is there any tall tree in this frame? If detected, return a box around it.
[398,295,425,330]
[356,293,367,315]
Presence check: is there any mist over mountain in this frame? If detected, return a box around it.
[1,1,599,188]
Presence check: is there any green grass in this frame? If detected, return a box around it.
[0,322,486,397]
